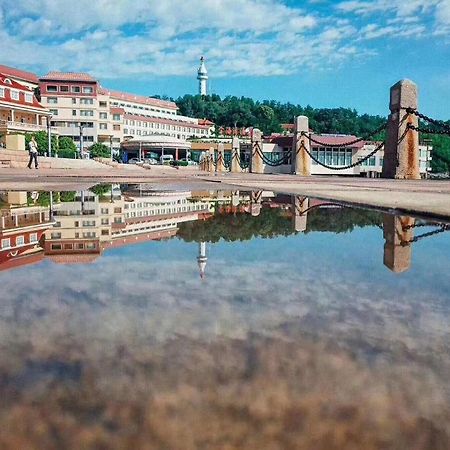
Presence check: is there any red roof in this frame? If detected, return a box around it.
[0,65,39,84]
[40,72,97,82]
[198,119,214,126]
[100,86,178,110]
[110,107,125,114]
[0,74,46,110]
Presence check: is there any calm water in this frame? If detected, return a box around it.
[0,185,449,449]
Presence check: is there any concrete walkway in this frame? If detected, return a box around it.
[1,167,450,219]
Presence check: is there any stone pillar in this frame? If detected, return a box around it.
[208,147,215,173]
[383,214,414,273]
[231,190,240,207]
[292,116,311,176]
[250,128,263,174]
[292,196,309,232]
[231,137,240,173]
[382,79,420,179]
[217,143,225,172]
[5,134,25,151]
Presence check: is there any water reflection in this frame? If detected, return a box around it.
[1,186,450,275]
[0,186,449,449]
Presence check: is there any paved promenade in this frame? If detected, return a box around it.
[1,167,450,219]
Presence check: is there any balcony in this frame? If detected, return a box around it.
[0,120,58,134]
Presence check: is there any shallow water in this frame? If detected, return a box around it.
[0,185,449,449]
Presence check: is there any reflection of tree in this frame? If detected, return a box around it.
[177,207,383,243]
[305,208,383,234]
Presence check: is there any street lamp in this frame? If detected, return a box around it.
[79,123,86,159]
[109,134,113,162]
[47,114,52,157]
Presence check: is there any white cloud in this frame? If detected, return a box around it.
[0,0,447,79]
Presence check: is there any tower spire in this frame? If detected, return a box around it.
[197,56,208,96]
[197,241,208,279]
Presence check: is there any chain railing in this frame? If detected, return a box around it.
[407,123,450,137]
[406,108,450,133]
[299,133,384,171]
[401,224,450,246]
[303,122,388,148]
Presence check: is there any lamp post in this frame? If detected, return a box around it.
[109,135,113,162]
[79,123,85,159]
[47,114,52,157]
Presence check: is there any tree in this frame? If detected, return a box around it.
[24,131,58,156]
[89,142,110,158]
[58,137,77,159]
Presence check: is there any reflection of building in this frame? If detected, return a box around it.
[0,192,54,271]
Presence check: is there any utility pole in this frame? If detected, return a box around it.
[79,123,85,159]
[47,114,52,157]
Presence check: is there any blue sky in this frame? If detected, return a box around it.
[0,0,449,118]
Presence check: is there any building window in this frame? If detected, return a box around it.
[80,98,94,105]
[72,98,77,104]
[10,90,19,100]
[30,233,38,243]
[71,86,81,93]
[85,242,96,250]
[99,123,107,130]
[51,232,62,239]
[72,110,77,116]
[113,114,120,121]
[82,220,96,227]
[1,238,11,249]
[83,86,93,94]
[25,93,33,103]
[47,97,58,104]
[51,244,62,250]
[16,235,25,246]
[99,112,107,119]
[47,85,58,92]
[113,124,120,131]
[60,85,69,92]
[80,110,94,116]
[0,87,4,97]
[99,101,107,107]
[49,109,58,115]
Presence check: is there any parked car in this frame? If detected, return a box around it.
[160,154,174,165]
[144,158,158,165]
[128,158,143,164]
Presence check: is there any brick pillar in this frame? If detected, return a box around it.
[292,196,309,232]
[383,214,414,273]
[251,128,263,174]
[217,142,225,172]
[292,116,311,176]
[250,191,262,216]
[382,80,420,179]
[231,136,240,173]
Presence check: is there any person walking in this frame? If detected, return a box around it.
[27,136,39,169]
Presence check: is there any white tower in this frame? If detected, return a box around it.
[197,56,208,96]
[197,241,208,279]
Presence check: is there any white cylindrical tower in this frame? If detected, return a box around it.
[197,56,208,96]
[197,241,208,279]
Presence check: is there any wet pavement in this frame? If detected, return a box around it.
[0,185,449,449]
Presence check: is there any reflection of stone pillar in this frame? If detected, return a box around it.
[383,214,414,273]
[292,196,309,232]
[217,143,225,172]
[251,128,263,174]
[382,79,420,179]
[197,241,208,279]
[231,137,240,173]
[208,147,215,173]
[292,116,311,176]
[231,190,240,207]
[250,191,262,216]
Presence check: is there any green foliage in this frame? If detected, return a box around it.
[89,142,111,158]
[58,137,77,159]
[90,184,111,198]
[59,191,76,202]
[175,94,387,136]
[425,135,450,173]
[24,131,58,156]
[177,206,383,243]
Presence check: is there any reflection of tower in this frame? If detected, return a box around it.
[197,241,208,279]
[197,56,208,96]
[383,214,414,273]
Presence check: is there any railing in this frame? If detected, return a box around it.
[0,120,58,133]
